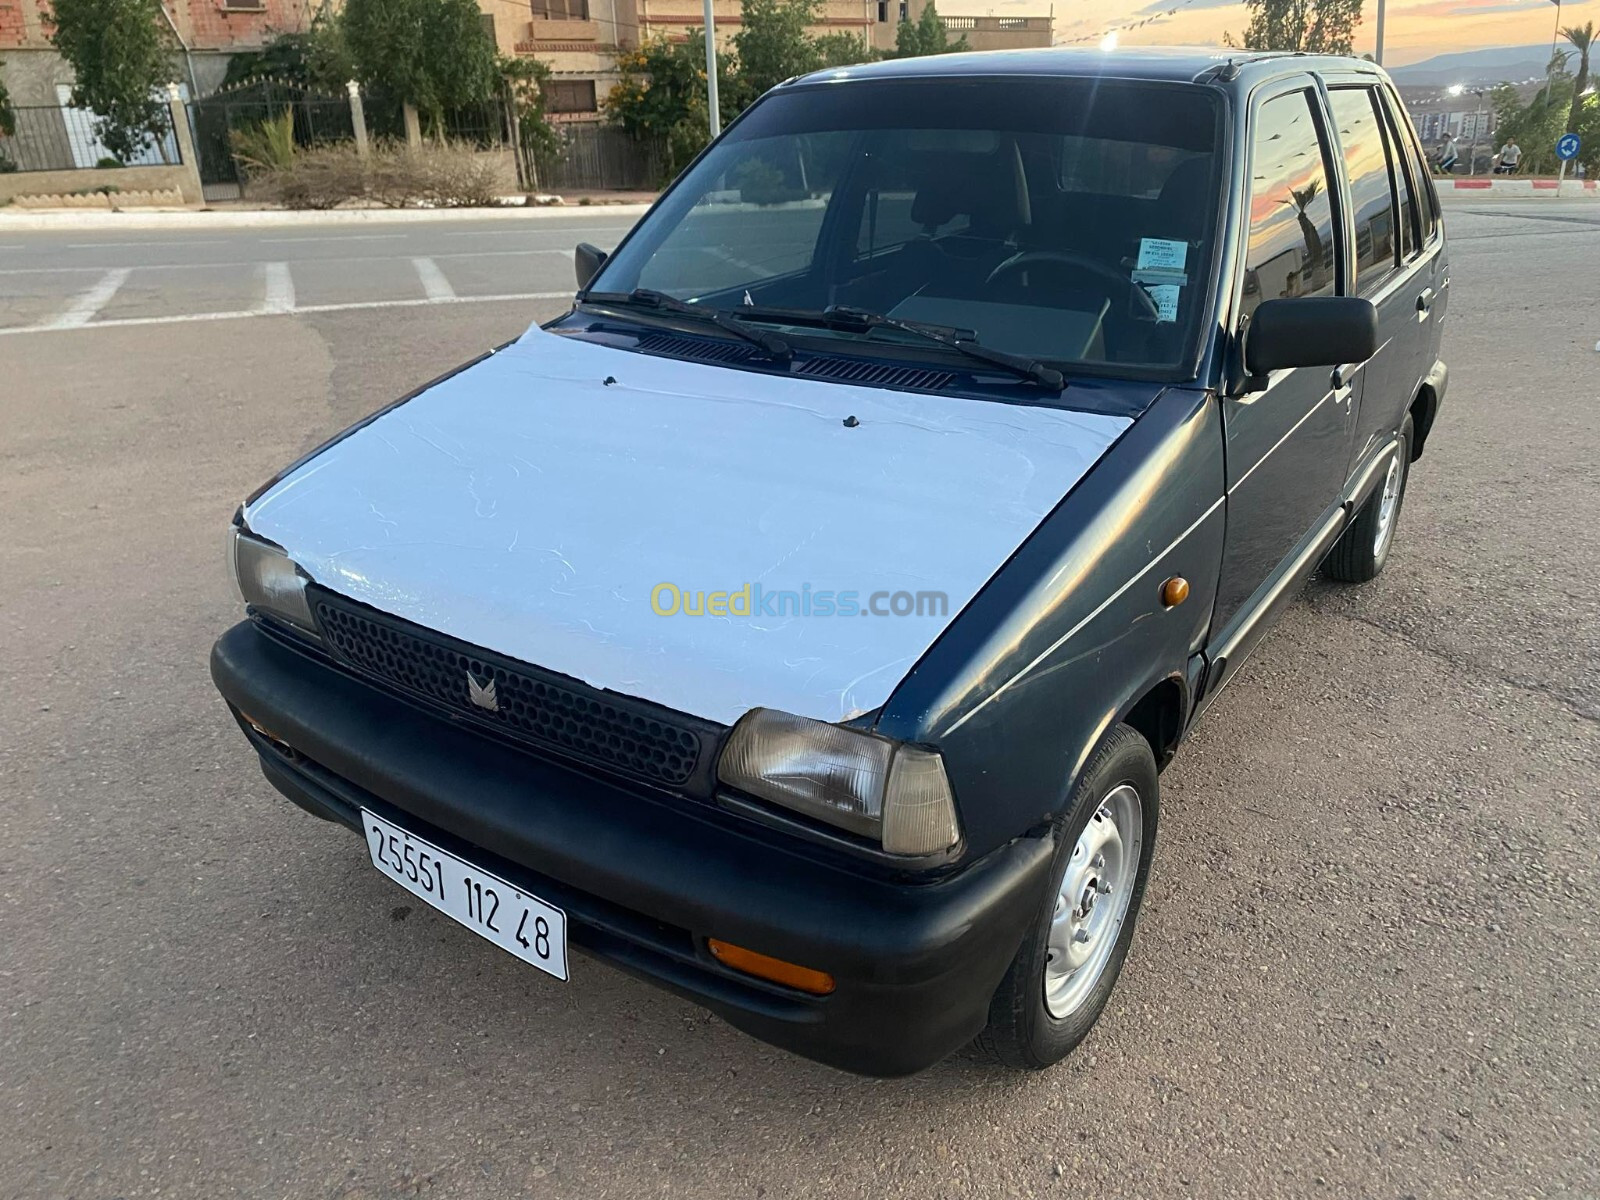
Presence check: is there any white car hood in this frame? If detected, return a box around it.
[245,325,1130,726]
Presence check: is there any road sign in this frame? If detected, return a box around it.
[1556,133,1581,161]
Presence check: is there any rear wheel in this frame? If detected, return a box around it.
[978,724,1158,1070]
[1324,414,1413,583]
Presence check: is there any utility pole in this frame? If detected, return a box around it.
[704,0,722,139]
[1374,0,1385,66]
[1549,0,1564,94]
[1469,89,1485,176]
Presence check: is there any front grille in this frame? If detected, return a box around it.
[308,588,709,790]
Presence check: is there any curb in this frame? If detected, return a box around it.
[1437,178,1598,199]
[0,202,655,232]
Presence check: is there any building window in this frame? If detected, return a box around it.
[877,0,887,20]
[547,80,599,114]
[532,0,590,19]
[898,1,907,18]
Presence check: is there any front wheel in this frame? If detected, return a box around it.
[1324,415,1413,583]
[977,724,1159,1070]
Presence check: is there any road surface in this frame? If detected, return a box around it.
[1,200,1597,1199]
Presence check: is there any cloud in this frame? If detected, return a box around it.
[1392,0,1588,11]
[1130,0,1242,15]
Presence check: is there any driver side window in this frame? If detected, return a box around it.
[1240,90,1339,324]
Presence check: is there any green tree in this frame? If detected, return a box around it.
[1563,22,1594,136]
[0,60,15,139]
[891,1,968,58]
[501,55,559,162]
[814,32,876,69]
[340,0,500,129]
[48,0,177,161]
[1490,73,1573,174]
[734,0,822,101]
[604,33,729,178]
[1239,0,1363,54]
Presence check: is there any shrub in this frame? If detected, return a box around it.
[246,139,511,209]
[95,156,123,169]
[250,143,367,209]
[230,110,297,174]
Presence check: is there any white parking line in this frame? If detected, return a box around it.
[261,234,408,243]
[0,248,591,275]
[47,268,130,329]
[261,262,296,313]
[0,290,572,336]
[67,241,205,249]
[412,257,456,301]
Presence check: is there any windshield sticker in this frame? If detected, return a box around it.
[1137,238,1188,272]
[1143,283,1181,324]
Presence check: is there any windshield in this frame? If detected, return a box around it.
[588,76,1224,378]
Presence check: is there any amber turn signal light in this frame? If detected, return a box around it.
[707,939,836,995]
[1160,576,1190,607]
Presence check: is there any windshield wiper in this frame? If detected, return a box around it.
[583,289,791,362]
[747,304,1064,391]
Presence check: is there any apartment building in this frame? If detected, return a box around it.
[499,0,1053,120]
[0,0,309,104]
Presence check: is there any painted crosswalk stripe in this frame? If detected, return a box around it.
[49,268,130,329]
[261,262,296,313]
[412,257,456,301]
[0,290,573,336]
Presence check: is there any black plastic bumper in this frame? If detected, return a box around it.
[210,621,1054,1076]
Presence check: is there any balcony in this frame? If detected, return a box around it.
[522,6,603,46]
[941,15,1051,31]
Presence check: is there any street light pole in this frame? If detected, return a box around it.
[1375,0,1386,66]
[704,0,722,139]
[1549,0,1563,93]
[1469,90,1484,176]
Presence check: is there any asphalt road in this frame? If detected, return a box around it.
[2,200,1597,1200]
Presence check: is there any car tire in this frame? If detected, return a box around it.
[1323,415,1413,583]
[977,723,1159,1070]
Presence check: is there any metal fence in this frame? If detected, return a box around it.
[187,82,356,201]
[532,122,664,193]
[0,103,181,173]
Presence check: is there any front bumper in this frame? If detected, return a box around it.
[210,621,1054,1076]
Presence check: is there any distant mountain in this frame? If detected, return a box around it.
[1390,44,1554,87]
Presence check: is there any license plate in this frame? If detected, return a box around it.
[361,809,568,981]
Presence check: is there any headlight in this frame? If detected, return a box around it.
[228,525,318,635]
[717,709,961,857]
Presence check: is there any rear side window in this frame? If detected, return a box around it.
[1241,89,1338,321]
[1328,88,1397,295]
[1380,85,1435,248]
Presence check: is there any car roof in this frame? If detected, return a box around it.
[786,45,1390,90]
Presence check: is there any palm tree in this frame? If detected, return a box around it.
[1283,178,1330,292]
[1565,22,1595,136]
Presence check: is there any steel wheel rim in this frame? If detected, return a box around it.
[1044,783,1142,1019]
[1373,454,1403,558]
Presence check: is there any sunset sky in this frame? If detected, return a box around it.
[1028,0,1587,66]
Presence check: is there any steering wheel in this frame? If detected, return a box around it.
[985,250,1162,322]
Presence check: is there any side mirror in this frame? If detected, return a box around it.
[1243,297,1378,376]
[574,242,607,291]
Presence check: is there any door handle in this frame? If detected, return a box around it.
[1331,363,1360,389]
[1416,287,1435,314]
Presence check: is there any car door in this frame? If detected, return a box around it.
[1210,82,1350,648]
[1322,78,1440,472]
[1377,82,1448,441]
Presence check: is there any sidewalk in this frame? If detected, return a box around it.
[0,199,656,232]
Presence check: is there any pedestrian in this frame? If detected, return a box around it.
[1438,133,1460,174]
[1495,138,1522,175]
